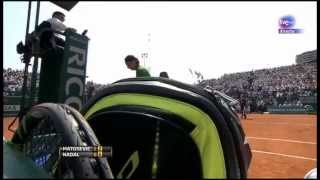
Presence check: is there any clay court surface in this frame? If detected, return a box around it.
[3,114,317,178]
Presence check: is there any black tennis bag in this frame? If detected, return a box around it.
[81,77,252,179]
[10,103,113,178]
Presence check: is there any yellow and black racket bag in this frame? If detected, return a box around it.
[81,77,252,179]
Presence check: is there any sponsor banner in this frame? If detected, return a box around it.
[3,96,30,117]
[58,31,89,110]
[267,104,316,114]
[299,96,316,104]
[3,105,20,112]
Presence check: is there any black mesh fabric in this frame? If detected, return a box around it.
[87,109,202,178]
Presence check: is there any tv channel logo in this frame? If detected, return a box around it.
[278,15,303,34]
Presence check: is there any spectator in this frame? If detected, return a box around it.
[159,71,169,78]
[124,55,151,77]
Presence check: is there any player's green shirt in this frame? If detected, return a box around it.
[136,66,151,77]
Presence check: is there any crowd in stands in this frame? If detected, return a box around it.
[84,81,109,102]
[199,62,317,112]
[3,68,108,102]
[4,61,317,113]
[3,68,31,96]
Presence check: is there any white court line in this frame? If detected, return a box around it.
[247,136,316,145]
[252,150,317,161]
[245,121,314,126]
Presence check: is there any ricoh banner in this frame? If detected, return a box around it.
[58,31,89,110]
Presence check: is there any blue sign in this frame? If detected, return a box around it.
[278,15,302,34]
[279,15,295,29]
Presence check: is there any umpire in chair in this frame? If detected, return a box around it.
[36,11,77,104]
